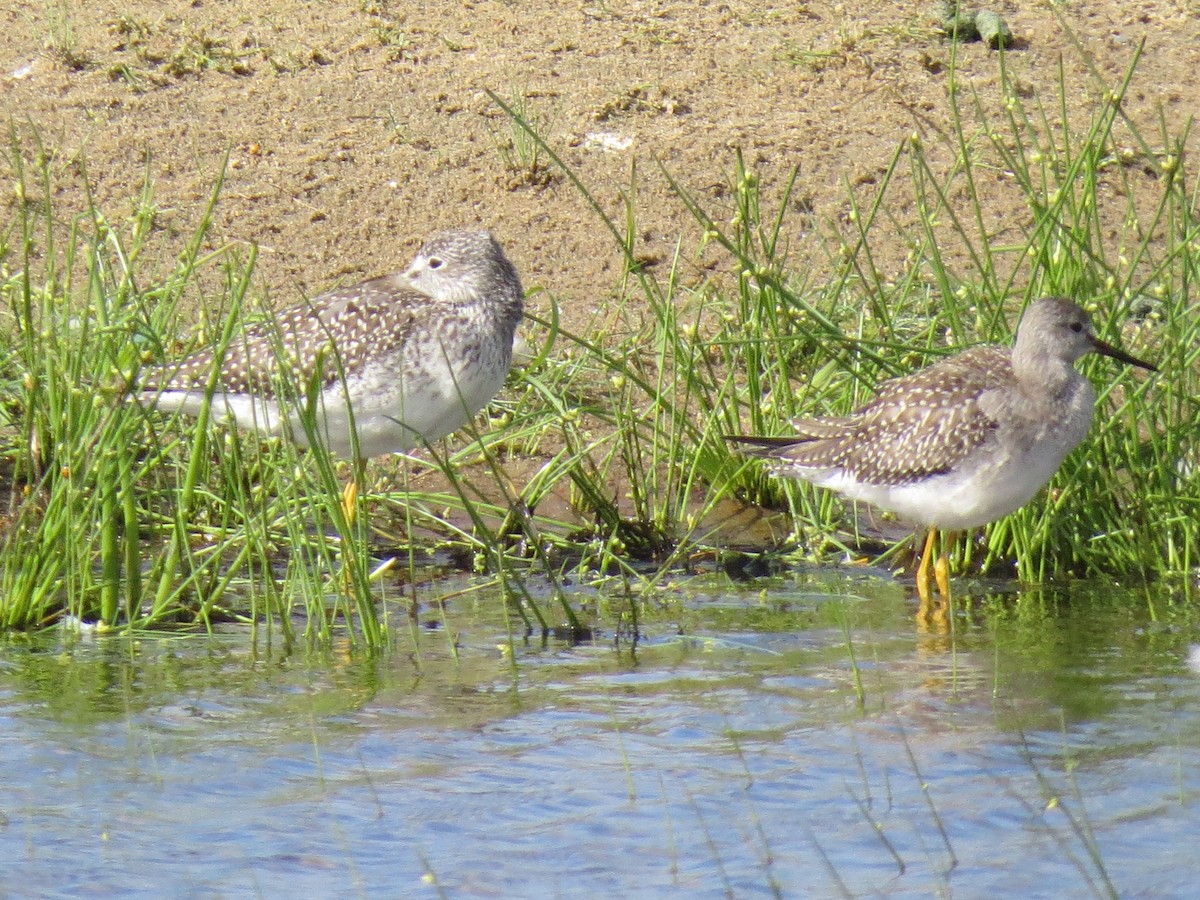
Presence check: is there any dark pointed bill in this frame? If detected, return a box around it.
[1090,335,1157,372]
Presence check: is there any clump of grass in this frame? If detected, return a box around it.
[489,89,558,188]
[44,0,91,71]
[103,18,254,87]
[0,135,279,632]
[164,28,252,78]
[372,22,413,61]
[358,2,419,63]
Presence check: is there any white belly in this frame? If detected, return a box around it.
[143,344,511,460]
[825,443,1073,529]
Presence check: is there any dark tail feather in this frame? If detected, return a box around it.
[724,434,808,457]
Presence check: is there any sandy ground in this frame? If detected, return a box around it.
[2,2,1197,337]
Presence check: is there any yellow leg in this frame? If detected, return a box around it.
[342,478,359,526]
[933,529,956,598]
[915,528,937,610]
[913,530,958,632]
[933,554,950,599]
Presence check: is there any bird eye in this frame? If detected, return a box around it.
[1069,321,1083,333]
[428,257,444,270]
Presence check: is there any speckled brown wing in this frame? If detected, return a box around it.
[732,345,1012,486]
[140,274,437,397]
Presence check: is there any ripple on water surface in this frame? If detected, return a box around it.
[1,578,1199,896]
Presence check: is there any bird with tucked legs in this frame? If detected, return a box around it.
[137,229,525,516]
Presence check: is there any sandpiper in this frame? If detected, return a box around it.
[139,230,525,464]
[728,297,1156,603]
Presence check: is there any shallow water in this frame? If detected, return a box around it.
[2,571,1198,897]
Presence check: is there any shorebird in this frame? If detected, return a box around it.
[727,297,1156,604]
[138,229,525,506]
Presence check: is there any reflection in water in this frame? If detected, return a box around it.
[1,575,1198,896]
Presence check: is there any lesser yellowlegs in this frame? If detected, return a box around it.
[728,297,1156,602]
[139,229,524,461]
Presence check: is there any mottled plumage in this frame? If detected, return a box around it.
[139,230,524,459]
[729,297,1156,533]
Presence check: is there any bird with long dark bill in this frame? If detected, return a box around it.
[727,297,1156,605]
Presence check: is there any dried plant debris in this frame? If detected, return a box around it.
[935,2,1013,49]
